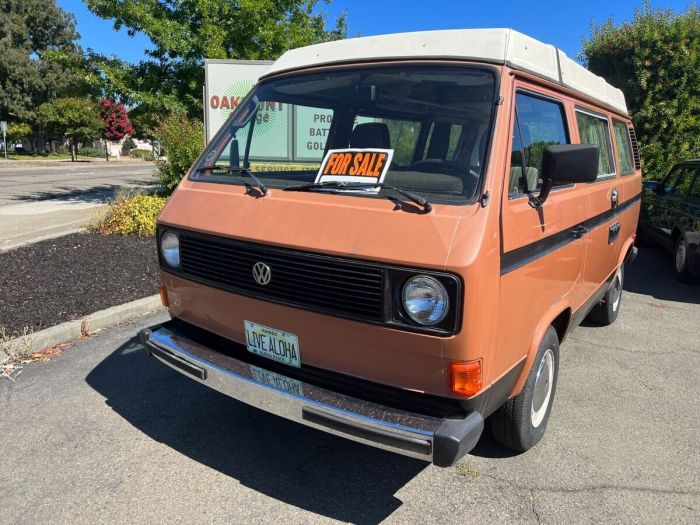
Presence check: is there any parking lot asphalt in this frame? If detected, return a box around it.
[0,162,156,251]
[0,246,698,524]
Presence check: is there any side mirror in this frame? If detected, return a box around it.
[542,144,599,183]
[643,180,659,192]
[529,144,599,208]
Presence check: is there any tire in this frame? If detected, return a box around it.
[673,234,692,283]
[489,326,559,452]
[588,265,623,326]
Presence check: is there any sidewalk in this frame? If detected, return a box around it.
[0,199,103,252]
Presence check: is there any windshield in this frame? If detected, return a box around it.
[194,64,498,204]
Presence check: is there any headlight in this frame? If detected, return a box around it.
[160,231,180,267]
[401,275,449,326]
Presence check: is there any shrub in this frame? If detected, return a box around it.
[122,137,136,153]
[582,3,700,179]
[157,113,205,193]
[130,148,155,161]
[92,193,167,236]
[78,147,106,158]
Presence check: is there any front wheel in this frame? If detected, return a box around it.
[673,234,692,282]
[489,326,559,452]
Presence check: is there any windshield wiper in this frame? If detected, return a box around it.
[194,166,268,196]
[284,181,432,213]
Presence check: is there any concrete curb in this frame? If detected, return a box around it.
[0,295,163,365]
[0,227,82,253]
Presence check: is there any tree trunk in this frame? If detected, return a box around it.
[71,138,76,161]
[104,140,109,161]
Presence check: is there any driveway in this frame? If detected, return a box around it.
[0,162,156,251]
[0,247,698,524]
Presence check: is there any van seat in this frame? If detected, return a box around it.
[350,123,391,149]
[509,151,539,194]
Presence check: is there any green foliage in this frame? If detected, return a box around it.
[157,113,205,193]
[130,148,155,161]
[83,0,348,122]
[37,97,103,160]
[0,0,91,125]
[77,147,106,158]
[582,2,700,179]
[92,193,167,236]
[121,137,136,153]
[6,122,32,141]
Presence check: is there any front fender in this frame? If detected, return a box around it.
[509,300,571,397]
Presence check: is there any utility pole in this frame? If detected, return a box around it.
[0,121,7,161]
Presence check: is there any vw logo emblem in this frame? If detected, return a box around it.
[252,262,271,285]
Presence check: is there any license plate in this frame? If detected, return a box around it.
[244,321,301,368]
[250,365,304,396]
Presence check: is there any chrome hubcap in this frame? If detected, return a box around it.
[531,348,554,428]
[675,239,687,273]
[611,268,623,312]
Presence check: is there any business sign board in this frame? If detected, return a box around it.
[204,59,273,145]
[204,60,338,163]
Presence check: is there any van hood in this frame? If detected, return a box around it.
[158,180,475,269]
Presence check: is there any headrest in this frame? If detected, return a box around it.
[511,150,523,167]
[350,123,391,149]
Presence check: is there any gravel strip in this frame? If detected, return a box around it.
[1,232,159,337]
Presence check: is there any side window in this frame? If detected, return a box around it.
[509,92,568,196]
[612,120,634,175]
[576,110,615,177]
[446,124,464,160]
[664,166,696,196]
[689,170,700,198]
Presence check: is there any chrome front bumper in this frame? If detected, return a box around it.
[139,323,483,467]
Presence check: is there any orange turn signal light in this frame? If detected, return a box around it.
[450,361,482,396]
[159,286,170,308]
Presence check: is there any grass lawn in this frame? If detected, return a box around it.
[6,153,98,161]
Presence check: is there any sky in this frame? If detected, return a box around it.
[57,0,694,64]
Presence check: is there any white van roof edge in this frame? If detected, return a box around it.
[263,29,628,116]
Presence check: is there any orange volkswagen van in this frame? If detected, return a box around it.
[140,29,641,466]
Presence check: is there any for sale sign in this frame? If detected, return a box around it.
[315,148,394,186]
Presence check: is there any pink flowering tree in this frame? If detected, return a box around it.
[99,99,134,160]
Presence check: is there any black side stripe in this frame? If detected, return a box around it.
[501,193,641,275]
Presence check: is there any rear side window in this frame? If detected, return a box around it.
[509,92,569,196]
[612,120,634,175]
[576,110,615,177]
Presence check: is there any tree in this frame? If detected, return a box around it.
[37,98,103,161]
[0,0,92,149]
[99,99,134,160]
[156,113,205,193]
[6,122,32,142]
[84,0,347,122]
[581,3,700,179]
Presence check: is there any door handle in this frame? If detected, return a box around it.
[572,225,588,239]
[611,188,619,209]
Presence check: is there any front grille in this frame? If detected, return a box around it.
[176,232,385,321]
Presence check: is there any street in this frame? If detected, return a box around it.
[0,162,156,251]
[0,246,697,524]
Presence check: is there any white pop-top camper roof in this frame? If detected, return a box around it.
[264,29,628,115]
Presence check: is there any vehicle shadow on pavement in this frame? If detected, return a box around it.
[10,183,154,205]
[86,338,429,524]
[624,246,699,304]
